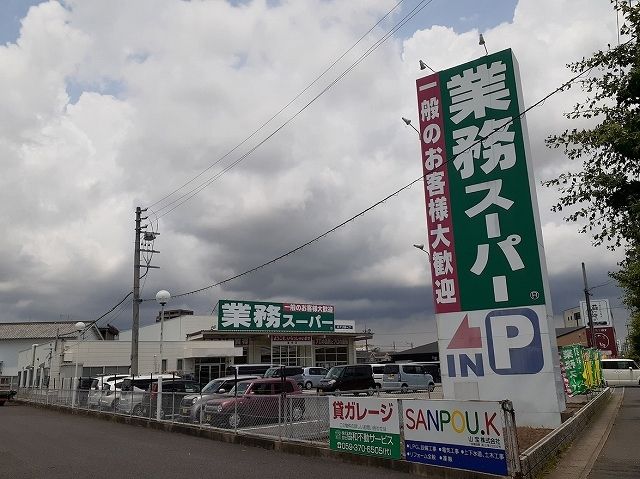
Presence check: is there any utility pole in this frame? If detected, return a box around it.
[131,206,160,376]
[131,206,144,375]
[582,262,595,348]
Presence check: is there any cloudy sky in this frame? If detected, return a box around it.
[0,0,629,350]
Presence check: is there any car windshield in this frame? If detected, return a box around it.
[264,368,281,378]
[325,367,342,379]
[201,379,224,393]
[225,381,251,396]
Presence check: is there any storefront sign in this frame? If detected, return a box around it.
[580,299,613,327]
[271,335,312,346]
[329,397,400,459]
[217,300,334,332]
[403,399,508,475]
[586,327,618,357]
[233,338,249,347]
[417,49,564,426]
[334,320,356,332]
[314,337,349,346]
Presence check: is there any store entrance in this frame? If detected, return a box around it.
[195,358,226,385]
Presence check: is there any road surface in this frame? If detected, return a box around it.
[587,387,640,478]
[0,403,416,479]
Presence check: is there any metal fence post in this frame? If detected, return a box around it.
[500,400,521,477]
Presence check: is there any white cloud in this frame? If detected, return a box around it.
[0,0,629,342]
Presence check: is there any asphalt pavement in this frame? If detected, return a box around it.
[587,387,640,478]
[0,403,417,479]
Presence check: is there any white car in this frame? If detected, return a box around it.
[601,359,640,386]
[88,375,129,409]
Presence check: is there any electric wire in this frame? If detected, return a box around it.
[141,47,615,302]
[146,0,409,212]
[149,0,435,220]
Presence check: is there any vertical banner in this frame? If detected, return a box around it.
[416,49,565,426]
[403,399,508,476]
[329,397,401,459]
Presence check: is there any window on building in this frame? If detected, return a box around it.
[314,346,348,369]
[161,359,167,372]
[272,345,312,366]
[177,359,183,371]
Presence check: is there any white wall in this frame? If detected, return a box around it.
[17,338,242,384]
[0,339,45,376]
[118,315,214,342]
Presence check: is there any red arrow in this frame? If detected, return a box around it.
[448,314,482,349]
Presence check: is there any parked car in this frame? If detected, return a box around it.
[88,374,129,409]
[202,378,304,428]
[300,367,329,390]
[98,379,127,411]
[317,364,376,394]
[117,374,178,416]
[601,358,640,386]
[0,376,17,406]
[224,364,273,377]
[178,375,260,423]
[382,363,435,393]
[142,379,201,420]
[369,364,386,389]
[263,366,304,385]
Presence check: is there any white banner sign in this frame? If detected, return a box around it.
[403,399,508,475]
[329,397,400,434]
[271,335,312,345]
[580,299,612,327]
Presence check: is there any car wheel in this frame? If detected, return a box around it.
[334,389,341,396]
[305,381,313,390]
[366,387,375,396]
[113,399,120,411]
[133,404,143,416]
[428,383,435,393]
[292,404,304,421]
[400,384,409,394]
[228,412,241,428]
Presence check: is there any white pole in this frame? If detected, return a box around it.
[72,341,79,407]
[160,303,165,373]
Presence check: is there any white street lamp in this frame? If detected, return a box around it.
[72,321,86,408]
[155,290,170,373]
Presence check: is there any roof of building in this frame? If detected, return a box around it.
[392,341,439,356]
[0,321,89,340]
[556,326,585,338]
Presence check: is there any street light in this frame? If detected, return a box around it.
[72,321,86,408]
[156,290,170,373]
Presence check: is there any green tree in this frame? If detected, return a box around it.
[544,1,640,358]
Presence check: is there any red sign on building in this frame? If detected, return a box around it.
[586,327,618,357]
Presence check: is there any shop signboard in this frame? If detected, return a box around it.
[271,335,312,346]
[329,397,401,459]
[217,300,334,332]
[416,48,565,426]
[580,299,613,327]
[559,345,602,395]
[314,337,349,346]
[586,327,618,357]
[403,399,508,475]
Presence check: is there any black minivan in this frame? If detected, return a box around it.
[317,364,375,394]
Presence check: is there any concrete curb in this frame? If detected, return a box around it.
[17,399,503,479]
[518,388,613,479]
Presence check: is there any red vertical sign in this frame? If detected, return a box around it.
[416,74,460,313]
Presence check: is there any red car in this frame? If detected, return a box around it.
[203,378,304,428]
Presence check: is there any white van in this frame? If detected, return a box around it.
[382,363,435,393]
[369,364,386,389]
[601,359,640,386]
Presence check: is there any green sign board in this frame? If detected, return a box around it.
[330,428,401,459]
[217,300,334,332]
[329,397,401,460]
[417,48,546,313]
[560,345,602,396]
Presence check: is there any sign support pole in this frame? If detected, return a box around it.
[582,262,595,348]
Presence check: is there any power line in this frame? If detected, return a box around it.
[146,0,408,212]
[141,47,613,302]
[149,0,436,220]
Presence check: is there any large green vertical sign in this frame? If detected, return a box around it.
[418,48,545,313]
